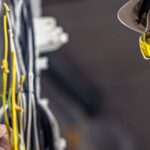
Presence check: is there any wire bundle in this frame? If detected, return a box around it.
[0,0,65,150]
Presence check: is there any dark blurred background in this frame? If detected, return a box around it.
[40,0,150,150]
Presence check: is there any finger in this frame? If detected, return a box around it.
[0,146,5,150]
[0,125,7,139]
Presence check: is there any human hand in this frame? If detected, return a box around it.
[0,125,10,150]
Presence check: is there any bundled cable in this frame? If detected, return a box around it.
[0,3,25,150]
[0,1,66,150]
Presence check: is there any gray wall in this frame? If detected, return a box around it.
[42,0,150,150]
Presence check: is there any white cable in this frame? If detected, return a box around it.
[26,73,33,150]
[9,2,66,150]
[29,30,41,150]
[14,0,26,76]
[27,13,40,150]
[31,95,40,150]
[39,100,66,150]
[22,93,27,132]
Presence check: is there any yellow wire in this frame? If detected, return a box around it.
[2,3,26,150]
[11,51,18,150]
[1,3,12,149]
[2,3,25,150]
[3,4,9,60]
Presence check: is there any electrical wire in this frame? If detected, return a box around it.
[0,1,66,150]
[2,3,25,150]
[1,3,12,149]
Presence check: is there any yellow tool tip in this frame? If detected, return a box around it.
[139,33,150,59]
